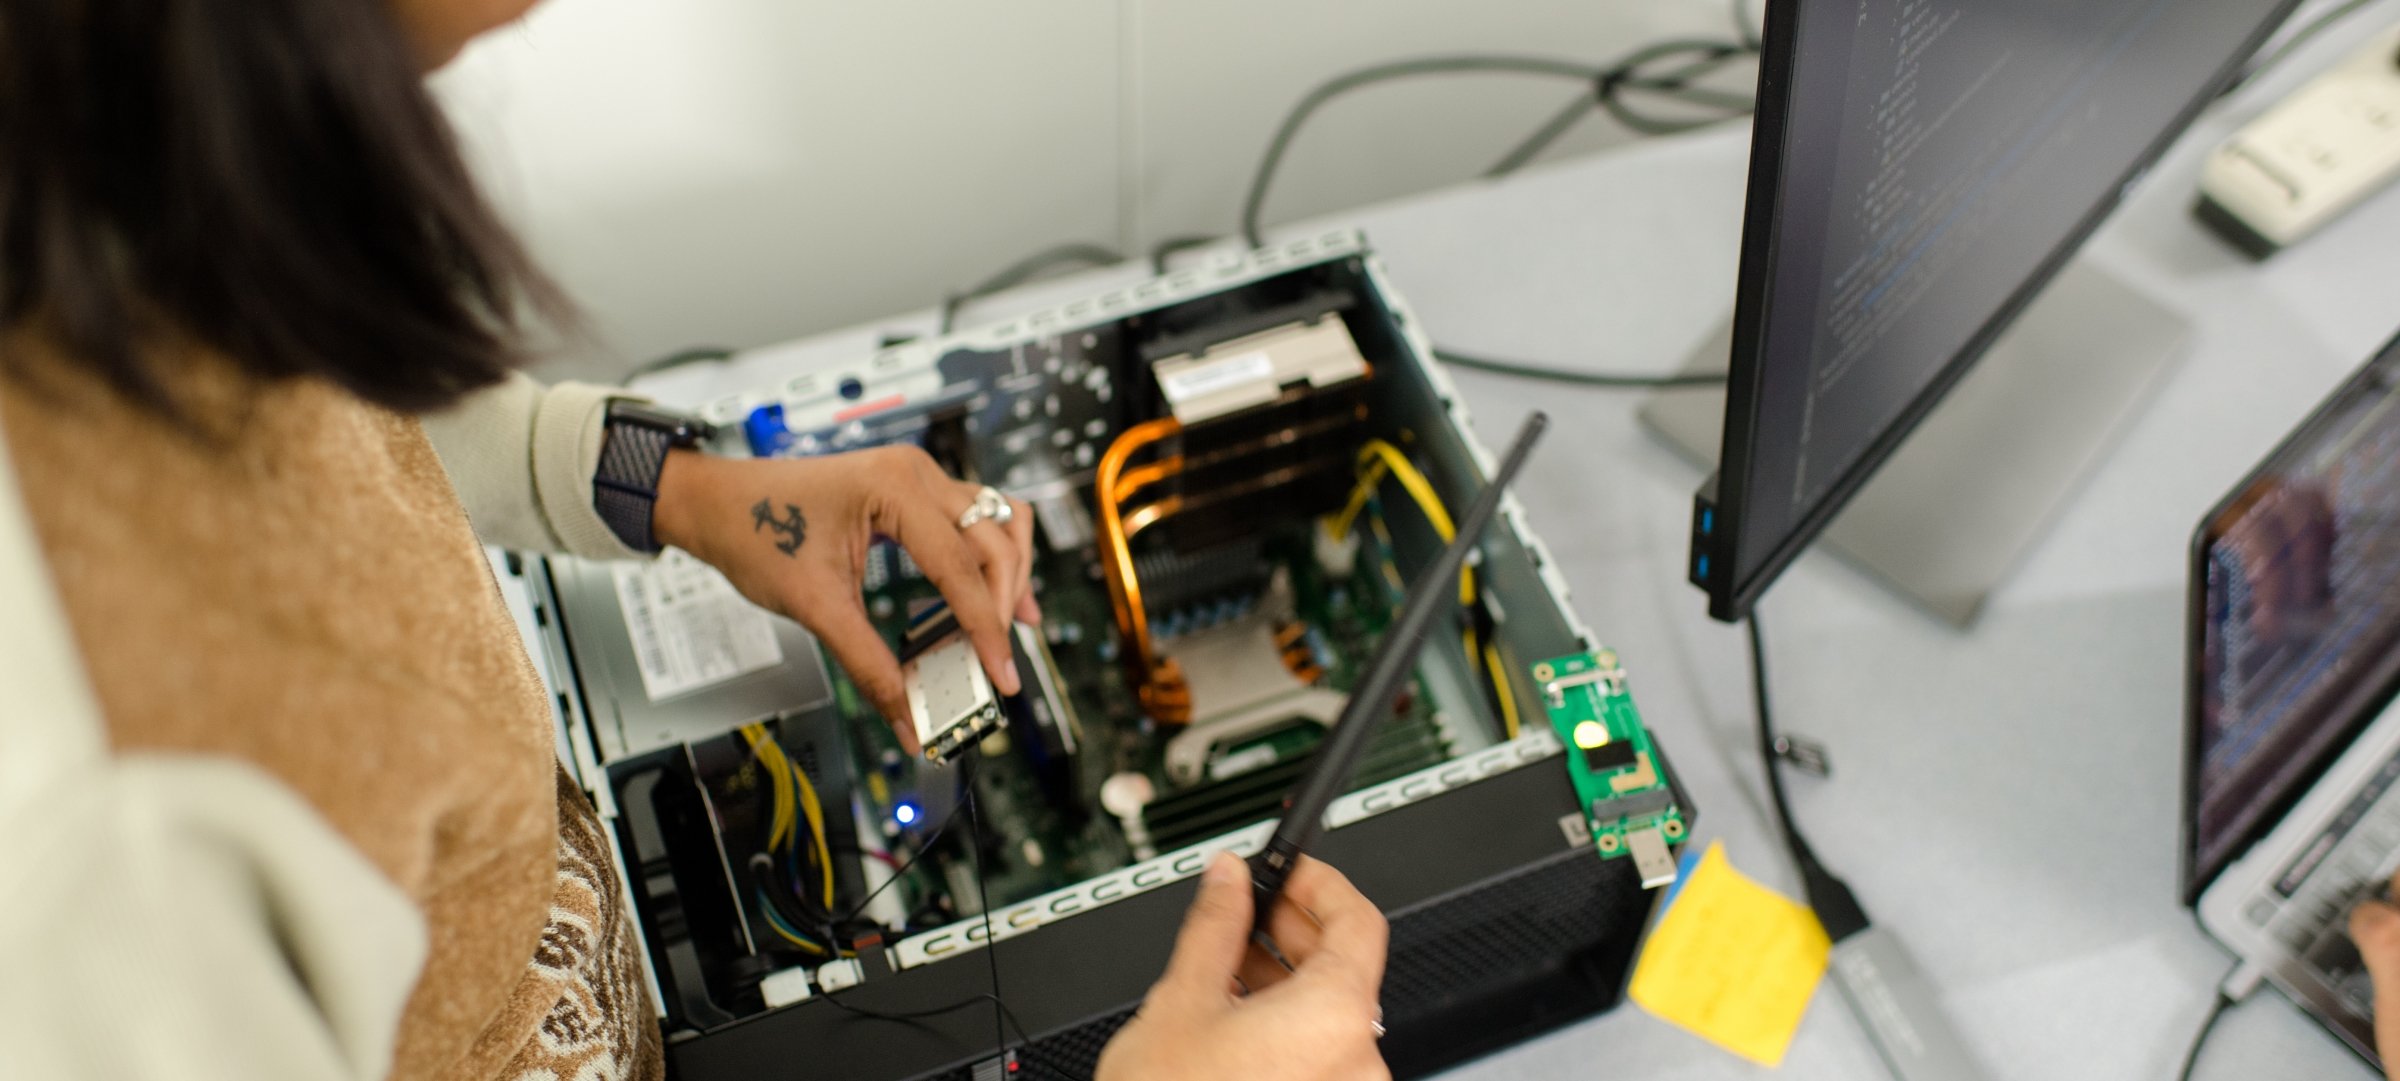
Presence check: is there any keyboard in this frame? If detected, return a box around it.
[2250,749,2400,1017]
[2307,927,2376,1017]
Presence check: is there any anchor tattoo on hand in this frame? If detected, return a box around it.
[752,499,807,556]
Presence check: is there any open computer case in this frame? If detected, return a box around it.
[508,232,1692,1080]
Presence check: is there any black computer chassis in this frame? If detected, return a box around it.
[663,748,1688,1080]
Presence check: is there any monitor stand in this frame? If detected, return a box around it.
[1638,260,2192,627]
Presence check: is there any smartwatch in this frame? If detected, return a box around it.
[594,400,715,553]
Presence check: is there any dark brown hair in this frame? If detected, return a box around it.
[0,0,565,418]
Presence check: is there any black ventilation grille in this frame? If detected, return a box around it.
[1382,847,1637,1013]
[921,848,1642,1081]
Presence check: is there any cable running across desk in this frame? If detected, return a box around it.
[1731,0,1762,51]
[1751,614,2011,1078]
[940,242,1125,334]
[2222,0,2381,98]
[948,29,1759,389]
[2174,987,2235,1081]
[1488,37,1760,176]
[1433,347,1727,389]
[657,27,1767,389]
[1225,41,1755,389]
[1747,615,1870,940]
[1237,49,1757,249]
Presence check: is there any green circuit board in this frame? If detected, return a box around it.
[831,510,1454,923]
[1532,649,1684,888]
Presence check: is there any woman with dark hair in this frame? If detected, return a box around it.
[0,2,1390,1080]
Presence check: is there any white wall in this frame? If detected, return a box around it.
[431,0,1750,381]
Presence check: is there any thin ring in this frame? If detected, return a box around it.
[955,486,1014,532]
[1371,1006,1386,1040]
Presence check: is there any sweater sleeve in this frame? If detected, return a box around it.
[0,416,427,1081]
[0,757,431,1081]
[419,372,647,561]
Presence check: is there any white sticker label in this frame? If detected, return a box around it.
[1158,350,1273,405]
[611,550,783,701]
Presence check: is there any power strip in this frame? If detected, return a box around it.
[2196,23,2400,257]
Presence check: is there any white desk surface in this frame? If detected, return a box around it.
[630,14,2400,1078]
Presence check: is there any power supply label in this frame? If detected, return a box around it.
[611,549,783,701]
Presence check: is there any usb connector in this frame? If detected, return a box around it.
[1626,827,1679,889]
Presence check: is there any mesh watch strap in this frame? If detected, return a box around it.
[594,403,709,554]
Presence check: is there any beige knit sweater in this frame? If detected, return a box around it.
[0,347,660,1081]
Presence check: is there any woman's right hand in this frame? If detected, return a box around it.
[2351,880,2400,1078]
[1096,853,1391,1081]
[651,444,1037,755]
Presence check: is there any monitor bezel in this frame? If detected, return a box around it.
[1704,0,2304,624]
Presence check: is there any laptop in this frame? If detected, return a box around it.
[2190,327,2400,1064]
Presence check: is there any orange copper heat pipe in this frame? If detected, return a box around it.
[1120,497,1183,538]
[1111,458,1185,506]
[1095,417,1183,670]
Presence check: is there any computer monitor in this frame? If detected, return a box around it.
[1691,0,2301,623]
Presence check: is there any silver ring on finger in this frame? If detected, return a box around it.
[955,485,1013,532]
[1371,1006,1386,1040]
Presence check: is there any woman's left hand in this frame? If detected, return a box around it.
[651,445,1039,752]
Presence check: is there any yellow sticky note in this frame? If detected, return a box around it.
[1627,841,1830,1067]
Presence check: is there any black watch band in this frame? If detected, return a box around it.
[594,401,713,554]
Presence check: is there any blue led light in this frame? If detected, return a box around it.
[894,802,920,826]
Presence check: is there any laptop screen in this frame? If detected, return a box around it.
[2188,333,2400,902]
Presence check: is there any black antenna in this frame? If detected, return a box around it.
[1250,411,1548,926]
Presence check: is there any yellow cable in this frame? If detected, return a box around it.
[1333,440,1473,608]
[739,723,853,957]
[741,725,794,851]
[746,724,832,908]
[765,738,795,851]
[1483,642,1521,740]
[1340,441,1517,738]
[788,761,835,908]
[1330,461,1385,541]
[1367,443,1449,524]
[759,910,829,955]
[738,726,779,849]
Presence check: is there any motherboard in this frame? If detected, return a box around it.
[544,245,1675,1031]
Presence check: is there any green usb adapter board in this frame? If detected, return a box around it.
[1534,649,1683,888]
